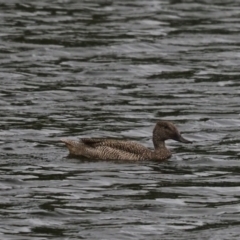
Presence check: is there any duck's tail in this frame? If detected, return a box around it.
[61,138,81,155]
[61,138,76,146]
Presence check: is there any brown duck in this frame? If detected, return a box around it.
[61,121,191,161]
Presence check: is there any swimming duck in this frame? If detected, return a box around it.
[61,121,191,161]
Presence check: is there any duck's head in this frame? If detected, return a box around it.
[153,121,191,148]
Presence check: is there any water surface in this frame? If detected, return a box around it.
[1,0,240,239]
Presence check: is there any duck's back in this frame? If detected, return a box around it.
[82,138,151,160]
[62,138,151,160]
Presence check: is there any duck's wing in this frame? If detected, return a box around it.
[81,138,149,155]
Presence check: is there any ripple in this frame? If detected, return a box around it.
[1,0,240,239]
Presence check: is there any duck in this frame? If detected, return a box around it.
[61,120,192,161]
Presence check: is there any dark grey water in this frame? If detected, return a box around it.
[1,0,240,239]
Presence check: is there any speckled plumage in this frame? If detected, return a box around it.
[61,121,191,161]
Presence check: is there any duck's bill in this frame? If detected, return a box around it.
[176,135,192,144]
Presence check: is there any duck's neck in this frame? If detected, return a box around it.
[153,141,166,150]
